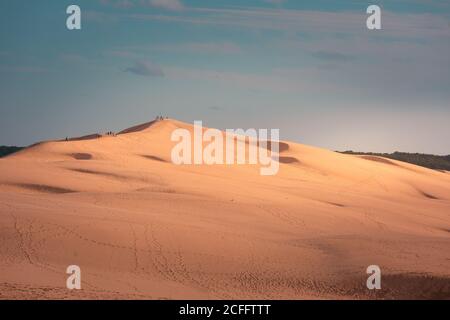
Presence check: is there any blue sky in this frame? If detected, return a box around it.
[0,0,449,154]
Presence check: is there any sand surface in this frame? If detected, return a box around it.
[0,119,449,299]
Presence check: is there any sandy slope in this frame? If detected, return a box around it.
[0,119,449,299]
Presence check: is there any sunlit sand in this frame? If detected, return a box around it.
[1,119,449,299]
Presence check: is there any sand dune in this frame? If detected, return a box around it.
[0,119,449,299]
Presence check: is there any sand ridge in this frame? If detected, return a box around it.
[0,119,449,299]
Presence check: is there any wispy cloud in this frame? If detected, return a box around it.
[124,60,164,77]
[264,0,286,5]
[311,51,355,62]
[105,50,138,58]
[103,41,242,60]
[163,66,333,93]
[59,53,90,64]
[121,7,450,38]
[208,106,223,111]
[148,0,184,11]
[0,65,48,73]
[99,0,134,8]
[155,41,242,54]
[101,0,184,10]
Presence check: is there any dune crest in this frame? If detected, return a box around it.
[118,120,159,135]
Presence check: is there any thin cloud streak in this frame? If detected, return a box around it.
[124,60,164,77]
[121,7,450,38]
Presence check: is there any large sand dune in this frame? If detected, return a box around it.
[0,119,449,299]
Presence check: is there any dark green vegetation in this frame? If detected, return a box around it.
[339,151,450,171]
[0,146,24,158]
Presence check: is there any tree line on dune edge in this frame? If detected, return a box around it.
[0,146,24,158]
[338,151,450,171]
